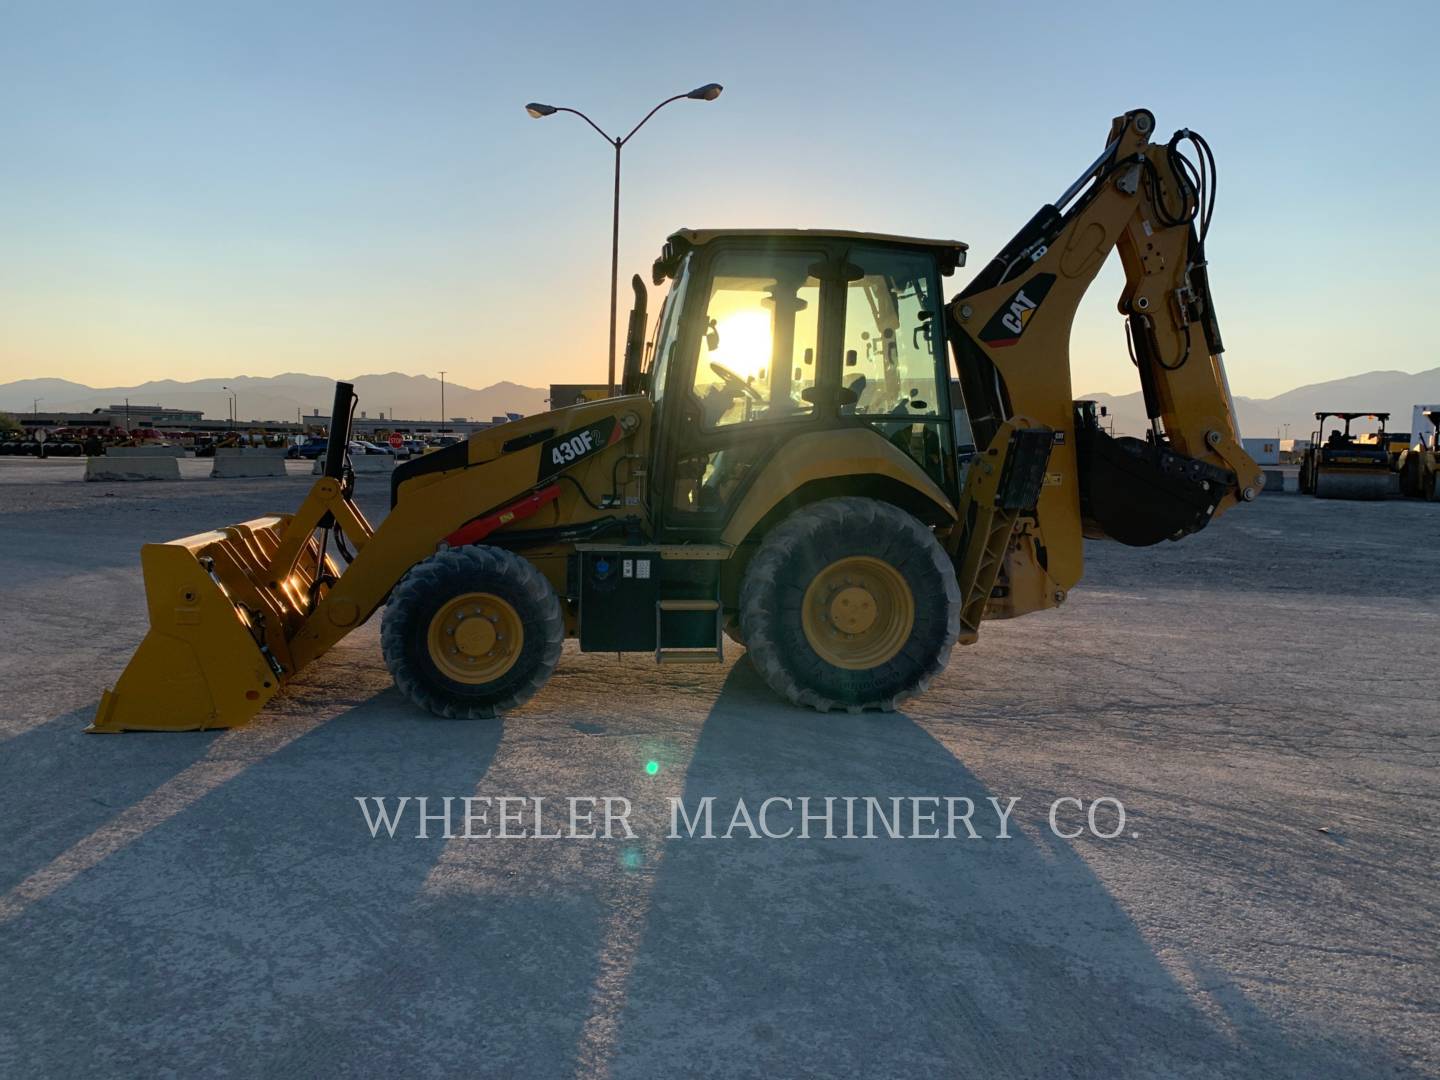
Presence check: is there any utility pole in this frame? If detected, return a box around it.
[439,371,447,435]
[125,397,130,433]
[32,398,41,417]
[525,83,723,396]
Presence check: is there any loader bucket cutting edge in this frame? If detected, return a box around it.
[89,515,337,733]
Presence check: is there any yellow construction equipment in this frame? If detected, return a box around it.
[92,108,1262,731]
[1399,409,1440,500]
[1297,412,1398,499]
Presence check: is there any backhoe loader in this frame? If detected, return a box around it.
[91,107,1261,731]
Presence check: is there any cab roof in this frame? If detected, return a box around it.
[655,227,968,282]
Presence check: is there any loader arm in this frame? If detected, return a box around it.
[946,108,1262,614]
[92,387,649,732]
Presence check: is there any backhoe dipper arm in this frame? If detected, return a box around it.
[947,108,1261,590]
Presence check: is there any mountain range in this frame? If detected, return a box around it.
[2,367,1438,440]
[0,373,551,425]
[1084,366,1440,442]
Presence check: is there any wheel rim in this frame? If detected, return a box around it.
[426,592,524,684]
[801,556,915,670]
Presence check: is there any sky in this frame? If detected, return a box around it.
[2,0,1437,399]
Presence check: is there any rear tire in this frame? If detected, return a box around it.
[382,546,563,719]
[739,497,960,712]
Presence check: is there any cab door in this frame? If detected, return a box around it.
[832,244,959,502]
[653,244,834,539]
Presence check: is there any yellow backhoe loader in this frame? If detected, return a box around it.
[1297,412,1398,499]
[92,108,1261,732]
[1399,409,1440,500]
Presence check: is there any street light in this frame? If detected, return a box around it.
[221,385,237,429]
[525,83,723,395]
[32,398,41,417]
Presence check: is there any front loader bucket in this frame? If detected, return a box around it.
[90,517,338,733]
[92,382,366,734]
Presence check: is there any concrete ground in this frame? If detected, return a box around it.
[0,457,1435,1079]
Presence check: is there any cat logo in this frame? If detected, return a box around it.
[977,273,1056,348]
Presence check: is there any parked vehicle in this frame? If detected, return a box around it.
[287,438,329,460]
[348,440,394,456]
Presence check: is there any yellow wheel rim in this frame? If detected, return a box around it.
[801,556,915,670]
[426,592,524,684]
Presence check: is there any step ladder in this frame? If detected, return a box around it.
[654,598,724,664]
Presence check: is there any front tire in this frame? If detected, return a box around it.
[739,497,960,712]
[382,546,563,719]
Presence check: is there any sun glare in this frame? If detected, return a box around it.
[710,310,773,382]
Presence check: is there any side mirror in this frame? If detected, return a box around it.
[845,349,858,367]
[621,275,649,395]
[1100,405,1108,417]
[803,347,813,366]
[705,318,720,352]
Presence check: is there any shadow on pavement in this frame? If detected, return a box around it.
[0,706,218,895]
[602,660,1420,1080]
[0,690,604,1078]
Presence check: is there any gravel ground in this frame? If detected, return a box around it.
[0,458,1435,1079]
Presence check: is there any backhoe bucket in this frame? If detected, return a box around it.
[89,516,338,733]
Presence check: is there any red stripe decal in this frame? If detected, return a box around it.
[444,484,562,548]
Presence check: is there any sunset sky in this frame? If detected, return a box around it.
[2,1,1437,398]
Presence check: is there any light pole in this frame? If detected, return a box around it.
[438,370,447,435]
[221,386,237,430]
[32,398,41,417]
[525,83,723,396]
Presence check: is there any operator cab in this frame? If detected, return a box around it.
[631,228,968,536]
[1312,411,1390,465]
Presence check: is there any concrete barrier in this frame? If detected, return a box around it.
[211,447,289,478]
[86,448,181,481]
[351,454,397,474]
[1261,469,1288,495]
[315,454,397,475]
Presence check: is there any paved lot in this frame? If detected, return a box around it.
[0,458,1436,1078]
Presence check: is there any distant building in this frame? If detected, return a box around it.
[1242,437,1280,466]
[107,404,205,424]
[18,404,205,431]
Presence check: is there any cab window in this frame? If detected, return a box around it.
[689,250,822,429]
[841,247,950,485]
[646,253,691,412]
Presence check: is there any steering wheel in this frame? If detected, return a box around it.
[710,362,763,402]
